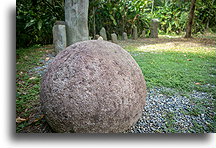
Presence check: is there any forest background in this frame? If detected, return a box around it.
[16,0,216,49]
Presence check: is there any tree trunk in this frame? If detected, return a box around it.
[93,6,96,37]
[185,0,196,38]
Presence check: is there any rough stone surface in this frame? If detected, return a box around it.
[122,32,128,40]
[132,26,138,40]
[140,30,146,38]
[99,27,107,40]
[97,36,103,40]
[95,35,103,40]
[54,21,66,25]
[150,19,159,38]
[53,21,67,54]
[40,40,146,133]
[65,0,89,46]
[94,34,100,39]
[111,33,118,43]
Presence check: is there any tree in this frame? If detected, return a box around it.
[185,0,196,38]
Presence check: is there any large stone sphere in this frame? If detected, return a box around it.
[40,40,146,133]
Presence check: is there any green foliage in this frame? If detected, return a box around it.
[16,0,64,48]
[17,0,216,48]
[152,1,190,34]
[153,0,216,34]
[194,0,216,33]
[88,0,152,39]
[89,0,216,38]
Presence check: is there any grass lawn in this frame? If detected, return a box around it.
[16,45,54,132]
[119,37,216,95]
[16,34,216,133]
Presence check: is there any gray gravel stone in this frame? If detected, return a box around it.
[125,87,215,133]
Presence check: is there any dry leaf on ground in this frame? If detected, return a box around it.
[16,117,27,123]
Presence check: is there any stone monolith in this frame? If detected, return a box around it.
[65,0,89,46]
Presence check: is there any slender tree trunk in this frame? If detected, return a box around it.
[185,0,196,38]
[93,6,96,37]
[122,16,125,32]
[122,4,126,32]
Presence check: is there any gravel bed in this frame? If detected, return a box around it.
[30,53,215,133]
[126,87,215,133]
[29,53,55,76]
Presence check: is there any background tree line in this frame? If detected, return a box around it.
[16,0,216,49]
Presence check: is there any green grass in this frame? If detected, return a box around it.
[164,112,178,133]
[16,35,216,133]
[121,36,216,133]
[125,44,216,95]
[16,45,52,132]
[16,46,43,112]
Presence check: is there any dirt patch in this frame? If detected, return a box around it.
[118,37,216,51]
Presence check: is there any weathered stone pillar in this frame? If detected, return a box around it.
[111,33,118,43]
[53,21,67,54]
[132,26,138,40]
[65,0,89,46]
[140,30,146,38]
[97,36,103,40]
[150,19,159,38]
[122,32,128,40]
[94,34,100,39]
[99,27,107,40]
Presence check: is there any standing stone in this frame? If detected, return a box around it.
[99,27,107,40]
[95,34,103,40]
[150,19,159,38]
[111,33,118,43]
[122,32,128,40]
[95,34,100,39]
[53,21,67,54]
[97,36,103,40]
[132,26,138,40]
[40,40,147,133]
[140,30,146,38]
[65,0,89,46]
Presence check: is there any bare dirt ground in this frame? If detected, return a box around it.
[118,35,216,51]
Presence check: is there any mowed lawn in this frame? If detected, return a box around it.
[16,35,216,132]
[119,37,216,95]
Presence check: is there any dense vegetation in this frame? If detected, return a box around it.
[16,0,216,49]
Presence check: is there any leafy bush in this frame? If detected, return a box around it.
[16,0,64,49]
[151,1,190,34]
[194,0,216,33]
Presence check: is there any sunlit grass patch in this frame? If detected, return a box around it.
[123,38,216,95]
